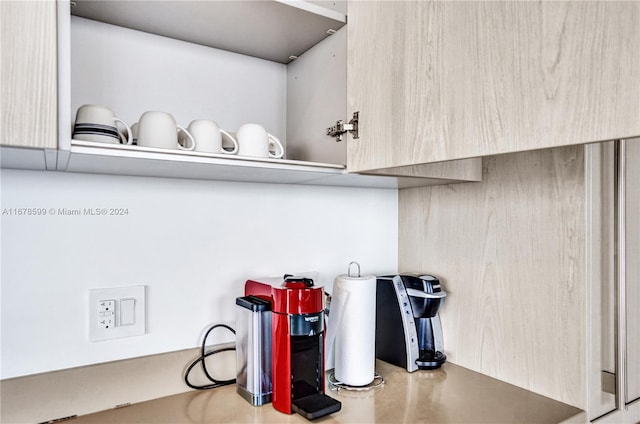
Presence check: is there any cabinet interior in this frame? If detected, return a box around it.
[58,1,482,188]
[68,9,347,167]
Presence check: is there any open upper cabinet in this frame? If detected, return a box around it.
[1,0,482,188]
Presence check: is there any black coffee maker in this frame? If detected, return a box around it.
[375,274,447,372]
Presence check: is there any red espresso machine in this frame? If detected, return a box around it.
[244,275,341,420]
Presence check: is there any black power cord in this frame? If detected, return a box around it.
[184,324,236,390]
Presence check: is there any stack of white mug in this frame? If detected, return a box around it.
[72,104,285,159]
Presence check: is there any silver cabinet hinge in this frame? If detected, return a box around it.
[327,111,359,142]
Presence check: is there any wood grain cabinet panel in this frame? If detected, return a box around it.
[399,146,587,407]
[398,139,640,417]
[1,0,57,149]
[348,1,640,173]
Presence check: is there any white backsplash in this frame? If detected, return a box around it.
[0,169,397,378]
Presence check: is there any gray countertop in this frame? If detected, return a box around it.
[72,360,584,423]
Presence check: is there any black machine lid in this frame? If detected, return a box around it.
[235,295,271,311]
[283,274,314,288]
[400,274,443,295]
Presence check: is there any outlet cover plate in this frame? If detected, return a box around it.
[89,286,146,342]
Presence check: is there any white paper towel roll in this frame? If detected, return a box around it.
[326,267,377,386]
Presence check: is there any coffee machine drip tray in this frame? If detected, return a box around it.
[416,350,447,370]
[292,393,342,420]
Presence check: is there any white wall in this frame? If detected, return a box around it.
[0,169,397,379]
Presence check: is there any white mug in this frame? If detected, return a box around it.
[136,111,195,151]
[73,104,132,145]
[187,120,238,154]
[236,123,284,158]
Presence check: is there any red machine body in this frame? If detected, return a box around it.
[244,276,340,419]
[245,278,323,316]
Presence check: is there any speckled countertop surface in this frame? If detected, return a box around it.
[71,360,584,423]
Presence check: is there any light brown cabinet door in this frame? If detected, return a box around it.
[347,1,640,173]
[1,0,57,149]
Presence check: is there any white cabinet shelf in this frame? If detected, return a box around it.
[55,140,440,189]
[70,0,346,64]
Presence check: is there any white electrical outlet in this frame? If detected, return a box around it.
[89,286,146,342]
[98,299,116,329]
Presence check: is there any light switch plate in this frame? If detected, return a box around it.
[89,286,146,342]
